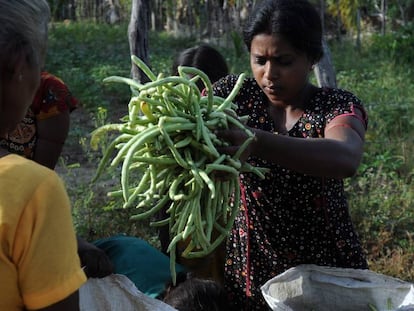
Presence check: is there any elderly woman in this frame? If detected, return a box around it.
[0,1,86,310]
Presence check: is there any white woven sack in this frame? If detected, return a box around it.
[79,274,177,311]
[261,264,414,311]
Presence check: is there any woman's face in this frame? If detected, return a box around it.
[250,33,313,107]
[1,56,40,135]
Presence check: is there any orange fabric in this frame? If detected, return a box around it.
[0,155,86,310]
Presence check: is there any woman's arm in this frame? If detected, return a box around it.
[254,112,365,178]
[220,108,366,179]
[77,236,114,278]
[33,111,70,169]
[18,172,86,311]
[32,292,79,311]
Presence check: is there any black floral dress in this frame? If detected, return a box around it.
[212,75,369,311]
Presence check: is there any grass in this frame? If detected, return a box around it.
[48,21,414,281]
[330,36,414,280]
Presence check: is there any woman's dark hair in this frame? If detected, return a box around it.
[243,0,323,64]
[172,44,229,87]
[162,273,234,311]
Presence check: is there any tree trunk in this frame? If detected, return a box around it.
[96,0,103,22]
[69,0,76,20]
[381,0,387,35]
[336,0,342,41]
[320,0,325,34]
[396,0,407,25]
[128,0,150,82]
[356,8,361,51]
[313,38,337,88]
[205,0,212,39]
[314,1,336,88]
[78,0,94,20]
[149,0,162,31]
[165,0,175,32]
[101,0,121,24]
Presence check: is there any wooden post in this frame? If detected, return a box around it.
[314,1,337,89]
[314,38,337,88]
[336,0,341,41]
[381,0,387,35]
[128,0,150,83]
[320,0,325,34]
[356,8,361,52]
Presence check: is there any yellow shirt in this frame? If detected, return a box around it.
[0,154,87,310]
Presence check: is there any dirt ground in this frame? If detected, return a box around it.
[55,103,151,241]
[56,100,127,177]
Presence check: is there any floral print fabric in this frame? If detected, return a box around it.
[212,75,368,311]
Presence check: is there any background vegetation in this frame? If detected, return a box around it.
[48,2,414,283]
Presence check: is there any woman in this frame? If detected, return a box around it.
[213,0,369,309]
[0,71,78,169]
[0,5,113,279]
[0,1,86,310]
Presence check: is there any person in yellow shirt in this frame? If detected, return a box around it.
[0,1,87,310]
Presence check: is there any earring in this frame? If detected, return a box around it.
[18,74,23,82]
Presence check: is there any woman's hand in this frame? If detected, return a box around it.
[215,108,257,163]
[34,111,70,169]
[215,127,256,163]
[77,236,114,278]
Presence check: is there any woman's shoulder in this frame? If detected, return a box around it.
[40,71,65,83]
[311,87,367,125]
[315,87,362,105]
[216,74,257,86]
[310,87,364,112]
[37,71,69,95]
[213,74,258,97]
[0,154,56,179]
[31,71,78,116]
[0,155,61,207]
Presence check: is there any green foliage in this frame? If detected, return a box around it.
[331,33,414,178]
[47,22,131,110]
[331,36,414,280]
[148,31,198,74]
[230,30,245,59]
[326,0,360,31]
[369,23,414,65]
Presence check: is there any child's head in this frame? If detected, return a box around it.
[172,44,229,89]
[243,0,323,64]
[162,273,234,311]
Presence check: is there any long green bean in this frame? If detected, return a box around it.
[91,55,270,284]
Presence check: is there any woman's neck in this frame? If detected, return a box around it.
[268,83,318,111]
[291,83,318,110]
[267,84,318,133]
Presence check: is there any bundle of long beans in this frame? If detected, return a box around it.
[91,55,268,282]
